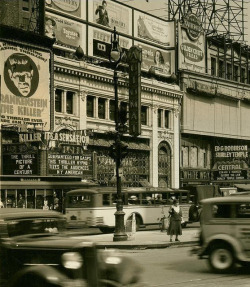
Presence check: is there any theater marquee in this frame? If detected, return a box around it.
[0,41,51,131]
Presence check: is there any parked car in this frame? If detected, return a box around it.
[193,196,250,273]
[0,208,142,287]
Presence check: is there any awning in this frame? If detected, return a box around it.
[234,184,250,191]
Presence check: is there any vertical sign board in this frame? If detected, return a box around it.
[127,46,142,137]
[178,13,205,73]
[0,41,50,131]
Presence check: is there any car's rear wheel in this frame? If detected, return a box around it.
[208,244,234,273]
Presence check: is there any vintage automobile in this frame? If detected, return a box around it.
[194,196,250,273]
[0,208,142,287]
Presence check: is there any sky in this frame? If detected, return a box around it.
[116,0,250,45]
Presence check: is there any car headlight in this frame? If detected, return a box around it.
[61,252,83,269]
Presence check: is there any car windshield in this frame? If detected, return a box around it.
[6,218,67,237]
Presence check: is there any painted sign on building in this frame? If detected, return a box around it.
[88,27,131,60]
[45,0,86,19]
[178,13,205,73]
[0,41,50,131]
[135,41,174,77]
[89,0,132,35]
[134,11,175,47]
[45,12,86,50]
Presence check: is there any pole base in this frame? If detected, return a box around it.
[113,232,128,242]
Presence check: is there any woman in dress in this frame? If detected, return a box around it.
[167,199,182,242]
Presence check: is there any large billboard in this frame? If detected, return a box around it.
[88,26,132,60]
[45,12,86,50]
[0,41,51,131]
[45,0,86,19]
[134,11,175,48]
[178,13,205,73]
[88,0,132,35]
[135,41,174,77]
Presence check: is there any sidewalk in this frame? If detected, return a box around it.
[70,228,200,249]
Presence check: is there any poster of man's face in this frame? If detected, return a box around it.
[4,53,39,97]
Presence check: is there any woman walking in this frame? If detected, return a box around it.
[167,199,182,242]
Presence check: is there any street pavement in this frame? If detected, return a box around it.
[70,227,200,249]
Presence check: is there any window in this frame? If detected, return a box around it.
[98,98,106,119]
[87,96,94,117]
[55,89,62,113]
[234,65,239,81]
[141,106,147,125]
[165,110,170,129]
[212,204,231,218]
[66,91,74,114]
[218,60,224,78]
[211,57,216,76]
[120,102,128,124]
[226,63,232,80]
[22,17,29,29]
[190,147,198,168]
[110,100,115,121]
[236,203,250,218]
[241,68,246,83]
[182,146,189,167]
[158,109,162,128]
[22,0,29,11]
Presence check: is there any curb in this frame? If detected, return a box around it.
[96,241,199,250]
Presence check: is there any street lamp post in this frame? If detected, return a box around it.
[110,27,128,242]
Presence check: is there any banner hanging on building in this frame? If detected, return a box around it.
[0,41,50,131]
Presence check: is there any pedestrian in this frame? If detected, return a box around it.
[167,199,182,242]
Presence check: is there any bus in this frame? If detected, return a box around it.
[0,176,96,212]
[65,186,193,233]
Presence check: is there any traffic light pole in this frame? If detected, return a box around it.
[113,69,128,242]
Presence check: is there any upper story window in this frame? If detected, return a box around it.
[241,67,246,83]
[87,96,94,117]
[110,100,115,121]
[158,109,162,128]
[211,57,216,76]
[22,0,29,11]
[98,98,106,119]
[141,106,148,126]
[226,63,232,80]
[55,89,63,113]
[218,60,224,78]
[234,65,239,82]
[66,91,74,114]
[164,110,170,129]
[120,102,128,123]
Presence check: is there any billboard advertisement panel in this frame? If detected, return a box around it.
[134,11,175,47]
[45,12,86,50]
[88,26,132,60]
[0,41,51,131]
[178,14,205,73]
[89,0,132,35]
[135,41,175,77]
[45,0,86,19]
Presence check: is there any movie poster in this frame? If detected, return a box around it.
[45,12,86,50]
[0,41,50,131]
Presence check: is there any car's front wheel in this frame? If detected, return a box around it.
[208,244,234,273]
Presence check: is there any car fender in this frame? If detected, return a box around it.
[9,265,69,287]
[201,234,247,261]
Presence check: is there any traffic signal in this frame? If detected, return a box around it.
[109,141,128,161]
